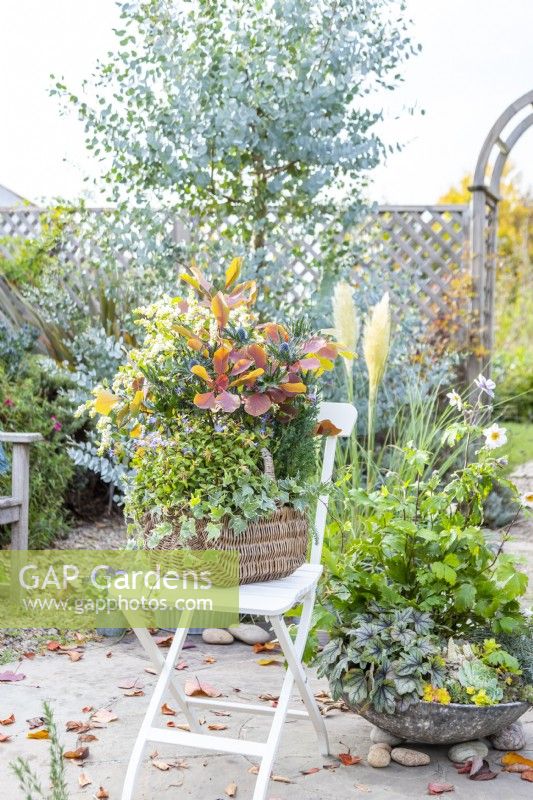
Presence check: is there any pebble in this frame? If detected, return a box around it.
[489,722,526,751]
[448,740,488,763]
[367,744,391,768]
[227,623,271,645]
[201,628,234,645]
[370,725,403,746]
[391,747,431,767]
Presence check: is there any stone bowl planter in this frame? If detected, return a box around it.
[352,700,530,745]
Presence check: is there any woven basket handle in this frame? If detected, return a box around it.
[261,447,275,480]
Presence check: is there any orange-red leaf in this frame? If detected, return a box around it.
[212,292,230,329]
[63,746,89,760]
[0,714,15,726]
[161,703,176,716]
[338,753,362,766]
[315,419,342,436]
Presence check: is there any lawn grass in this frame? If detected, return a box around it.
[501,421,533,473]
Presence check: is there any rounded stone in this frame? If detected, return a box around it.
[448,740,489,763]
[370,725,403,746]
[489,722,526,751]
[201,628,234,645]
[367,744,391,768]
[391,747,431,767]
[227,623,272,645]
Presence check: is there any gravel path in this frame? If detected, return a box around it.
[53,513,127,550]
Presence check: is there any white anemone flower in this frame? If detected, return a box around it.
[521,492,533,509]
[482,423,507,449]
[446,390,463,411]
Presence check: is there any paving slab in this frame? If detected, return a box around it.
[0,634,532,799]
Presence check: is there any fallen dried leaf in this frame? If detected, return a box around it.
[144,666,157,675]
[253,642,280,653]
[0,671,25,682]
[95,788,109,799]
[521,771,533,782]
[124,688,144,697]
[91,709,118,724]
[23,651,36,659]
[118,677,144,690]
[166,721,177,728]
[27,716,45,729]
[212,710,231,717]
[184,677,222,698]
[175,661,188,670]
[225,781,237,797]
[428,783,455,795]
[271,774,293,784]
[248,765,259,775]
[105,651,112,658]
[203,655,217,664]
[78,772,92,788]
[66,721,91,733]
[161,703,176,716]
[256,658,282,666]
[0,714,15,725]
[27,729,49,740]
[301,767,320,775]
[175,723,190,731]
[81,705,93,713]
[63,746,89,760]
[78,733,98,743]
[322,763,338,771]
[208,723,228,731]
[0,733,11,742]
[154,635,173,647]
[354,784,371,793]
[468,758,497,781]
[338,753,362,766]
[46,641,60,651]
[501,751,533,768]
[258,693,279,702]
[152,759,171,771]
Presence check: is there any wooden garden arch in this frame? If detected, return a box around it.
[468,90,533,383]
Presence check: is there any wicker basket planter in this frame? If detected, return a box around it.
[144,506,308,585]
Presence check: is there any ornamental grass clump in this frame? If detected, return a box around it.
[362,291,391,486]
[87,259,350,545]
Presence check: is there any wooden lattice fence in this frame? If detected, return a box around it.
[0,203,471,329]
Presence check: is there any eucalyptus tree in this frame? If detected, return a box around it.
[55,0,417,302]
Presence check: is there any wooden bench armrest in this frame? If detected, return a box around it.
[0,432,43,444]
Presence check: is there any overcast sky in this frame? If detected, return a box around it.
[1,0,532,206]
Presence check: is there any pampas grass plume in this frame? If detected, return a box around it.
[363,292,391,395]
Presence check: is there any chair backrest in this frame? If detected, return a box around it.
[310,401,358,565]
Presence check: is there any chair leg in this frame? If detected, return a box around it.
[122,624,193,800]
[253,589,330,800]
[269,592,330,757]
[132,627,202,734]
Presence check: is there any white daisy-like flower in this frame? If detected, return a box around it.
[482,423,507,449]
[446,390,463,410]
[521,492,533,509]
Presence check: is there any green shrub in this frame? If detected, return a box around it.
[494,347,533,422]
[0,352,82,548]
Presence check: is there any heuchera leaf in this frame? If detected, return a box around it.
[191,365,213,384]
[244,393,272,417]
[216,391,241,413]
[225,256,242,288]
[282,382,306,394]
[193,391,217,410]
[247,344,267,368]
[211,292,230,329]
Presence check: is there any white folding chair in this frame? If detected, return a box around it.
[122,401,357,800]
